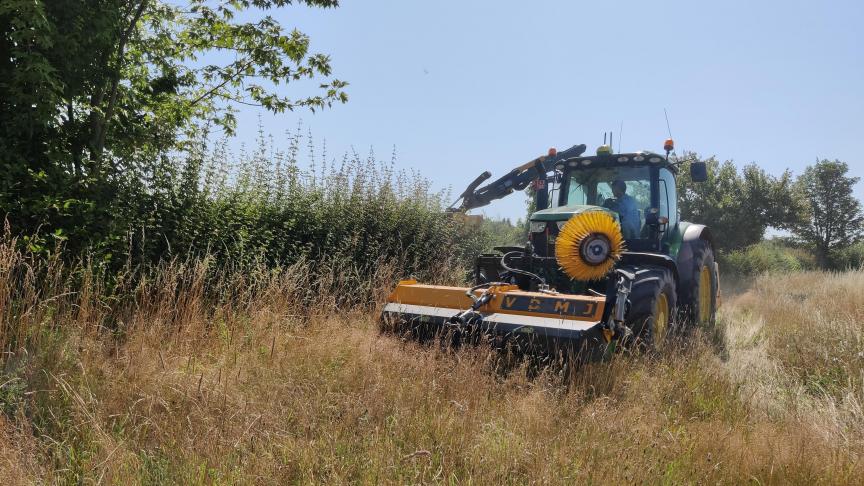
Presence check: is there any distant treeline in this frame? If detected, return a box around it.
[674,153,862,271]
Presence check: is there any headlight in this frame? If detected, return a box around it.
[529,221,547,233]
[556,221,567,231]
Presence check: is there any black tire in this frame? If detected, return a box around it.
[684,240,719,327]
[623,266,677,350]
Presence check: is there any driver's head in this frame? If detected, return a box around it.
[611,180,627,198]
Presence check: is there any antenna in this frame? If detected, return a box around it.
[618,121,623,152]
[663,108,674,140]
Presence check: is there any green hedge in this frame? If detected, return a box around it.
[8,128,492,296]
[829,242,864,270]
[721,241,817,275]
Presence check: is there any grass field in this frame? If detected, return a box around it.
[1,245,863,483]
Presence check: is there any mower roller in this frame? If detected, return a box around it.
[381,140,720,356]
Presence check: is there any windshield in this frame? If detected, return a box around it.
[561,166,651,239]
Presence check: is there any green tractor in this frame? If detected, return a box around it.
[381,140,719,354]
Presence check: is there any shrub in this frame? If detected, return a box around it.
[481,218,527,249]
[829,241,864,270]
[721,241,816,275]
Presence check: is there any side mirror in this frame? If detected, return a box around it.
[645,209,669,230]
[690,161,708,182]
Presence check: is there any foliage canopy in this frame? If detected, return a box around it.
[1,0,347,252]
[675,153,804,252]
[793,159,863,266]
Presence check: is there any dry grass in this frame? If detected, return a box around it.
[724,271,864,452]
[1,239,863,484]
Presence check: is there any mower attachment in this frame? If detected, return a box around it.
[381,280,608,346]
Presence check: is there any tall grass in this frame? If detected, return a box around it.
[729,272,864,403]
[2,234,863,483]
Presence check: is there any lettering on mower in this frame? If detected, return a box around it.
[500,295,596,317]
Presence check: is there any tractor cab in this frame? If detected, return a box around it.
[529,145,704,257]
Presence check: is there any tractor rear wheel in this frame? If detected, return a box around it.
[685,240,718,327]
[623,267,677,350]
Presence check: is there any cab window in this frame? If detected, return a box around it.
[658,168,678,227]
[565,179,587,205]
[564,166,651,239]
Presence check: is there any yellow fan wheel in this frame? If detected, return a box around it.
[555,211,625,281]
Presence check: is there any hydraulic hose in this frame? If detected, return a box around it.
[500,251,546,287]
[465,282,509,305]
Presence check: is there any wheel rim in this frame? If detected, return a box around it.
[654,292,669,342]
[698,265,712,323]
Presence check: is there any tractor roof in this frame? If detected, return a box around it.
[553,151,678,173]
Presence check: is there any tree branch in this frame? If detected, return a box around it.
[188,59,255,109]
[90,0,150,162]
[66,101,82,178]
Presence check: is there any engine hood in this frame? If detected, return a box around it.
[530,204,618,222]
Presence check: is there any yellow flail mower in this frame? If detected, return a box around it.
[381,141,720,356]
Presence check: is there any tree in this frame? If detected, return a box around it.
[676,153,804,252]
[793,160,863,268]
[1,0,348,252]
[482,217,527,249]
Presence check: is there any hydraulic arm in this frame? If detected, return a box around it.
[450,144,587,212]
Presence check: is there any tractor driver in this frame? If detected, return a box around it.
[606,180,641,239]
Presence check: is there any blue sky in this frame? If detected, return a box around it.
[230,0,863,221]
